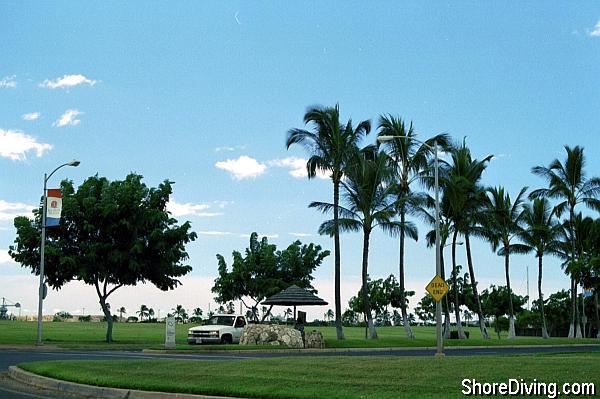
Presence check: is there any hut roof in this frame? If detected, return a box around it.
[261,285,328,306]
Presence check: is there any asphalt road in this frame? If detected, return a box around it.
[1,345,599,398]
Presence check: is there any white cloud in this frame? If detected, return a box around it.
[215,155,267,180]
[53,109,82,127]
[198,231,233,236]
[240,233,279,239]
[215,145,246,153]
[590,20,600,37]
[269,157,330,180]
[167,199,223,217]
[40,74,97,89]
[289,232,312,237]
[0,129,52,161]
[0,249,16,264]
[0,75,17,88]
[22,112,41,121]
[0,200,36,221]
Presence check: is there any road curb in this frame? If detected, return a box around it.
[8,366,244,399]
[142,343,600,355]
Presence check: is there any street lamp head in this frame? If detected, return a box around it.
[377,135,395,143]
[68,160,80,167]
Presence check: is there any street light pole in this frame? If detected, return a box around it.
[378,135,443,356]
[36,160,80,345]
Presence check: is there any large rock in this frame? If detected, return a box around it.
[304,330,325,349]
[240,324,303,348]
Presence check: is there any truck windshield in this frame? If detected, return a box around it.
[206,316,235,326]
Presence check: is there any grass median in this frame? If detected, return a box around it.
[19,352,600,399]
[2,320,598,350]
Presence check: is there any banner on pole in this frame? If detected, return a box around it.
[46,189,62,227]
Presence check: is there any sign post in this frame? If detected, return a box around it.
[165,316,176,349]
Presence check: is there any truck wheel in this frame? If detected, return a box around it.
[221,335,233,345]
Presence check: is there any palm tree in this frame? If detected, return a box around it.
[311,148,398,339]
[325,309,334,323]
[284,308,293,322]
[192,307,203,319]
[519,198,561,339]
[172,305,187,323]
[148,308,155,321]
[482,186,529,339]
[377,115,450,339]
[118,306,126,322]
[530,145,600,338]
[136,304,149,322]
[440,141,492,339]
[287,104,371,340]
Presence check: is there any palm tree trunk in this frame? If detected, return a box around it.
[399,209,414,338]
[568,278,575,338]
[333,177,345,340]
[504,249,516,339]
[465,234,489,339]
[575,283,582,338]
[451,230,466,339]
[538,254,549,339]
[440,244,451,338]
[361,229,377,339]
[594,292,599,339]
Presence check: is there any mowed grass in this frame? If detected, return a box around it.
[19,352,600,399]
[1,320,598,350]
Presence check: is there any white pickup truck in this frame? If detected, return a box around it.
[187,314,247,344]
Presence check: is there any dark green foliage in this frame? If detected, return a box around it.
[480,285,527,319]
[211,233,329,322]
[348,275,412,322]
[9,173,196,342]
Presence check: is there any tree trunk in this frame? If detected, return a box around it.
[538,254,549,339]
[465,234,489,339]
[99,297,113,343]
[568,278,575,338]
[594,292,599,339]
[451,230,466,339]
[440,244,451,338]
[333,177,345,340]
[575,284,582,338]
[504,248,516,339]
[399,209,414,338]
[361,229,377,339]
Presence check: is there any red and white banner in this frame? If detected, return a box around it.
[46,189,62,227]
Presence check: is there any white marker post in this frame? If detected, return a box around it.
[165,317,176,349]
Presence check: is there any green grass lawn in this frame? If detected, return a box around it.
[19,352,600,399]
[1,320,598,350]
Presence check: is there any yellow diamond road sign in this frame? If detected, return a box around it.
[426,275,449,302]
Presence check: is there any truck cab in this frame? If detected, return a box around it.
[187,314,247,344]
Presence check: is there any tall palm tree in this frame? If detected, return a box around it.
[377,115,450,338]
[530,145,600,338]
[441,141,492,339]
[519,198,561,339]
[148,308,155,321]
[192,307,203,319]
[118,306,126,322]
[311,148,399,339]
[172,305,187,323]
[482,186,529,339]
[136,304,149,322]
[287,104,371,340]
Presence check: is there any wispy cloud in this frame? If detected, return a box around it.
[0,75,16,88]
[197,231,233,236]
[240,233,279,239]
[53,109,82,127]
[22,112,41,121]
[589,20,600,37]
[0,200,36,221]
[0,129,52,161]
[269,157,330,180]
[214,145,246,153]
[215,155,267,180]
[167,199,223,217]
[289,232,312,237]
[40,74,97,89]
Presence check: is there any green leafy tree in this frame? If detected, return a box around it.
[530,145,600,338]
[480,285,527,339]
[541,290,571,336]
[287,104,371,340]
[519,198,561,338]
[482,186,529,339]
[313,148,399,339]
[212,233,329,322]
[414,294,435,324]
[9,174,196,342]
[377,115,450,338]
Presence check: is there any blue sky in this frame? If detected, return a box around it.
[1,2,599,319]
